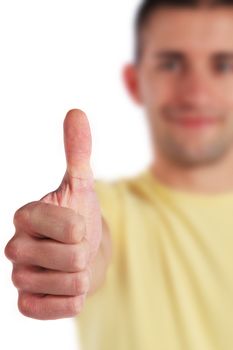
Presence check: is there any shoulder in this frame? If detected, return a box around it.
[93,170,148,228]
[93,178,123,228]
[93,174,139,212]
[94,169,148,200]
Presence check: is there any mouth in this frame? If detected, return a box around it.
[165,116,219,128]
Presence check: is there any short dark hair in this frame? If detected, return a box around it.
[134,0,233,65]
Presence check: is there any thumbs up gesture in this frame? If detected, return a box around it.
[5,109,108,320]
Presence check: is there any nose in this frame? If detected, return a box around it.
[178,68,214,107]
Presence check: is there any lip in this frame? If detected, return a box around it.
[166,116,219,128]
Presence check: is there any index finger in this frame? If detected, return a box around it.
[14,202,86,244]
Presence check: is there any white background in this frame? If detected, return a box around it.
[0,1,152,349]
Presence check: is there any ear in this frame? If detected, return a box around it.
[122,63,143,106]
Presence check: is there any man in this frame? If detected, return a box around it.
[4,0,233,349]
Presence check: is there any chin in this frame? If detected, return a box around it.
[167,144,229,167]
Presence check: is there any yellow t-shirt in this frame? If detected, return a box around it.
[75,166,233,350]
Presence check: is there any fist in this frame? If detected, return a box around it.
[5,109,103,320]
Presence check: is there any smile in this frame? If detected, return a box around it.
[165,116,219,128]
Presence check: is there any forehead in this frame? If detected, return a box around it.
[143,7,233,53]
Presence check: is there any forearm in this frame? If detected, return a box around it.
[87,217,112,297]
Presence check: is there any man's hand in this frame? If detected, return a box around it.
[5,109,109,320]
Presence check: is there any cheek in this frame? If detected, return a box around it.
[215,92,233,127]
[223,94,233,111]
[145,79,175,107]
[225,113,233,132]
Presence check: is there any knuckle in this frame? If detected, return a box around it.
[4,240,13,260]
[79,272,90,293]
[5,239,22,262]
[26,201,44,229]
[72,275,80,295]
[13,204,31,228]
[12,269,24,289]
[67,221,78,244]
[13,201,38,230]
[72,272,90,295]
[68,296,84,316]
[70,248,82,271]
[12,267,31,290]
[70,246,87,271]
[18,293,43,319]
[13,208,25,227]
[28,202,40,220]
[18,294,33,318]
[67,216,85,244]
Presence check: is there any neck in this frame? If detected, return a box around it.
[151,147,233,195]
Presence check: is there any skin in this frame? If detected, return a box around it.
[5,109,112,320]
[123,6,233,194]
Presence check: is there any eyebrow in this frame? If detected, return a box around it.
[154,50,233,60]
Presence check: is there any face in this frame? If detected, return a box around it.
[124,7,233,167]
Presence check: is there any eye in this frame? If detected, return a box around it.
[158,60,180,71]
[216,61,233,73]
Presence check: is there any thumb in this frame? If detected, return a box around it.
[63,109,93,184]
[62,109,102,258]
[39,108,102,257]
